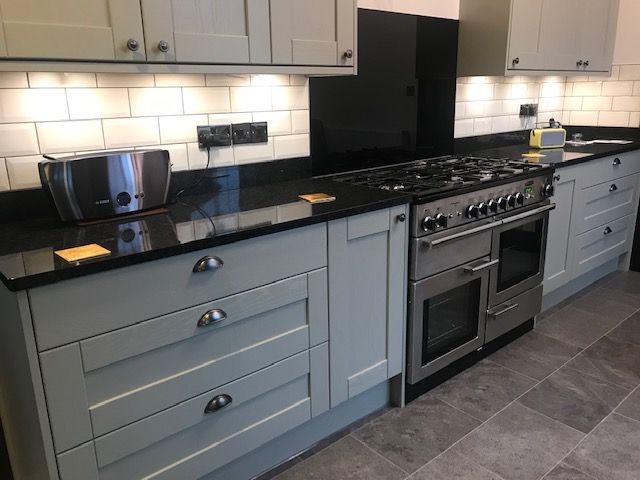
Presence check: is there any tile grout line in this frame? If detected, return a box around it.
[482,358,540,382]
[348,434,412,476]
[412,292,640,480]
[432,397,486,424]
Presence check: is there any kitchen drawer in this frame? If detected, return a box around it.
[574,174,639,234]
[56,345,329,480]
[40,270,328,454]
[30,223,327,350]
[574,215,634,277]
[579,151,640,188]
[487,284,542,343]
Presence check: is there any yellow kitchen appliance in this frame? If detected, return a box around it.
[529,120,566,149]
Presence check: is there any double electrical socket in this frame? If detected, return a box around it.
[197,122,268,149]
[519,103,538,117]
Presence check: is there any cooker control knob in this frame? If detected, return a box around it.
[507,194,517,207]
[466,205,480,219]
[515,192,525,205]
[487,199,499,213]
[497,197,508,210]
[543,184,555,197]
[435,213,448,228]
[422,216,436,231]
[478,202,489,216]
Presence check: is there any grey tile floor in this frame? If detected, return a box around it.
[257,271,640,480]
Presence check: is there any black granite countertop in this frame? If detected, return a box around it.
[456,126,640,169]
[0,178,409,291]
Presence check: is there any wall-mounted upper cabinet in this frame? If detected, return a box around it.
[458,0,619,77]
[0,0,356,74]
[0,0,146,61]
[270,0,355,66]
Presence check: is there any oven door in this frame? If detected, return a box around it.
[489,203,554,307]
[407,256,495,385]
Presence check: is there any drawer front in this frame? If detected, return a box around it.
[30,223,327,350]
[579,151,640,188]
[41,270,328,453]
[486,284,542,343]
[574,215,634,277]
[575,174,638,234]
[56,345,329,480]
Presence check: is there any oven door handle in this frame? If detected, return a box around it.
[488,302,519,317]
[426,221,501,247]
[463,258,499,273]
[500,204,556,225]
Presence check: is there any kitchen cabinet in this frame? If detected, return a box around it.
[140,0,271,64]
[458,0,619,77]
[270,0,356,66]
[0,0,145,61]
[0,206,407,480]
[543,151,640,299]
[327,205,408,407]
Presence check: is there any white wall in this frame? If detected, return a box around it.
[357,0,459,19]
[613,0,640,65]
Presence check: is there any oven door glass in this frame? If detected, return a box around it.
[497,217,544,291]
[422,279,482,365]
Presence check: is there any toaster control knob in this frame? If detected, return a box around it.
[435,213,448,228]
[422,216,436,231]
[466,205,480,219]
[116,191,132,207]
[478,202,489,216]
[497,197,508,210]
[488,199,499,213]
[515,192,525,205]
[507,195,517,208]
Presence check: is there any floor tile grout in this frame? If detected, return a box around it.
[348,434,412,476]
[515,401,587,436]
[482,358,540,382]
[432,396,486,424]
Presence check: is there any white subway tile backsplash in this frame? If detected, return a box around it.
[129,88,183,116]
[183,87,231,114]
[154,74,205,87]
[454,119,474,138]
[629,112,640,128]
[0,72,28,88]
[572,82,603,97]
[598,111,630,127]
[272,86,308,110]
[491,115,521,134]
[28,72,96,88]
[96,73,155,87]
[563,97,582,110]
[289,75,309,86]
[581,96,612,111]
[540,82,566,98]
[291,110,310,134]
[0,124,39,157]
[6,155,42,189]
[250,74,289,86]
[619,65,640,81]
[159,114,207,144]
[0,158,9,191]
[612,96,640,112]
[0,89,68,123]
[37,120,104,153]
[230,86,271,112]
[103,117,159,148]
[208,112,253,125]
[205,74,250,86]
[473,118,492,135]
[137,143,189,172]
[570,111,599,126]
[273,134,309,159]
[634,82,640,96]
[66,88,130,120]
[602,81,634,96]
[539,96,564,112]
[253,111,291,136]
[234,138,274,164]
[187,143,234,168]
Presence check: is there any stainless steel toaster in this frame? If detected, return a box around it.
[39,150,171,223]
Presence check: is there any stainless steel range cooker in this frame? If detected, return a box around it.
[334,155,555,385]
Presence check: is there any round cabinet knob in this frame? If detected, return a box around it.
[343,49,354,59]
[507,195,516,208]
[466,205,480,219]
[126,38,140,52]
[478,202,489,216]
[577,59,584,67]
[487,199,499,213]
[158,40,170,53]
[435,213,448,228]
[584,60,590,67]
[497,197,508,210]
[422,216,436,231]
[613,157,622,166]
[543,184,555,197]
[515,192,525,205]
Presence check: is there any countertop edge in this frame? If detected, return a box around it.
[1,195,410,292]
[552,143,639,169]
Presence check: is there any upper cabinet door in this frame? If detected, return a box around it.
[270,0,355,66]
[577,0,619,72]
[141,0,271,64]
[508,0,580,72]
[0,0,145,61]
